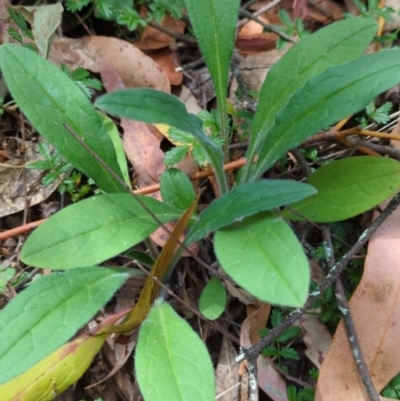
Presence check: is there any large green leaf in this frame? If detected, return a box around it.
[252,48,400,179]
[214,212,309,307]
[95,89,227,193]
[0,267,130,384]
[282,156,400,222]
[184,0,240,140]
[21,194,181,269]
[135,299,215,401]
[242,17,378,182]
[0,45,125,193]
[186,180,316,244]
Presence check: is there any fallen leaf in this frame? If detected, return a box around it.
[0,142,59,218]
[315,201,400,400]
[298,314,332,368]
[49,36,170,92]
[143,48,183,85]
[216,337,241,401]
[229,47,289,99]
[241,304,289,401]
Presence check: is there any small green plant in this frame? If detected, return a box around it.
[260,309,302,371]
[6,7,35,49]
[26,141,93,202]
[66,0,184,31]
[273,9,310,50]
[287,385,316,401]
[2,2,400,401]
[381,373,400,399]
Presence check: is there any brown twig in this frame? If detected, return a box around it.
[321,225,380,401]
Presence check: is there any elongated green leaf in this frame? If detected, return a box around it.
[214,212,309,307]
[253,48,400,179]
[160,168,196,211]
[135,299,215,401]
[0,267,130,384]
[99,112,131,187]
[0,45,124,193]
[21,194,181,269]
[199,277,226,320]
[242,17,377,182]
[282,156,400,222]
[95,89,227,193]
[184,0,240,140]
[186,180,316,243]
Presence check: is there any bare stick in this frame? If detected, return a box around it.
[321,225,380,401]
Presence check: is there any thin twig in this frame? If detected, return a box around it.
[290,147,312,177]
[175,57,205,72]
[238,0,285,27]
[239,9,297,43]
[236,192,400,362]
[321,225,380,401]
[147,20,197,44]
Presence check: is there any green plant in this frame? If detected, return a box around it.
[260,309,302,370]
[65,0,184,31]
[1,2,400,400]
[381,373,400,399]
[287,385,316,401]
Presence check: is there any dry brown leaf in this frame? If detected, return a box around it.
[49,36,170,92]
[0,143,59,218]
[143,48,183,86]
[298,314,332,368]
[236,19,277,54]
[229,47,289,99]
[315,202,400,400]
[215,337,241,401]
[241,304,289,401]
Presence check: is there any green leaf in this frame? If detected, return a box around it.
[95,88,227,193]
[160,168,196,211]
[241,17,378,182]
[135,299,215,401]
[214,212,310,307]
[186,180,316,244]
[282,156,400,223]
[21,194,181,269]
[0,266,130,384]
[0,45,125,193]
[95,88,199,135]
[98,112,131,187]
[184,0,240,140]
[199,277,226,320]
[253,48,400,179]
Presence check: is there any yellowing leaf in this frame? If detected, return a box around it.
[0,334,106,401]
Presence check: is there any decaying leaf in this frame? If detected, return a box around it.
[49,36,170,92]
[0,142,59,218]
